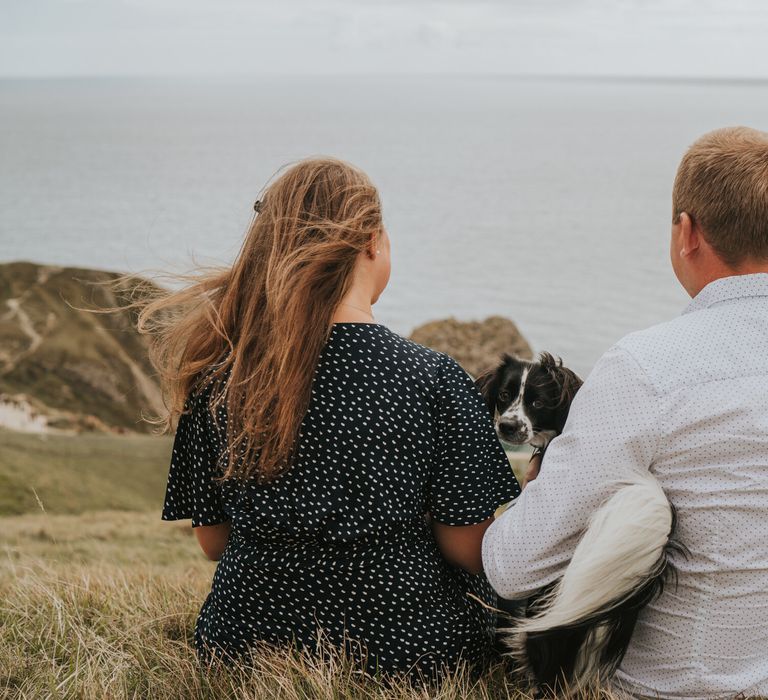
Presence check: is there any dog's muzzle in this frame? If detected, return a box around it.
[497,416,530,444]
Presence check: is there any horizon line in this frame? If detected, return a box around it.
[1,72,768,86]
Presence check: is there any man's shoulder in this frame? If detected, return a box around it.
[616,315,688,358]
[610,310,728,394]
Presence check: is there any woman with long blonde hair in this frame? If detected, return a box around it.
[149,157,519,680]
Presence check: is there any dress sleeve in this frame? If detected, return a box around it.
[161,390,229,527]
[428,354,521,525]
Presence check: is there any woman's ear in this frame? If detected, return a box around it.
[366,231,380,260]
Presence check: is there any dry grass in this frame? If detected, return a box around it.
[0,510,618,700]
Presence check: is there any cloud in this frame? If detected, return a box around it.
[0,0,767,77]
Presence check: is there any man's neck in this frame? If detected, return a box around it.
[688,260,768,298]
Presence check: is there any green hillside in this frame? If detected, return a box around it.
[0,428,173,516]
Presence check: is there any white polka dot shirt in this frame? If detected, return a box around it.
[482,273,768,699]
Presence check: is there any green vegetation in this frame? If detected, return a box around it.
[0,428,173,516]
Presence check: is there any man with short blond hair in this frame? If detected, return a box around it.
[673,127,768,267]
[483,127,768,699]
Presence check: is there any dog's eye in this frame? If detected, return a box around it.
[498,390,511,403]
[532,399,544,409]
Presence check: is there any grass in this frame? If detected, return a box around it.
[0,510,623,700]
[0,428,173,516]
[0,431,572,699]
[0,432,540,699]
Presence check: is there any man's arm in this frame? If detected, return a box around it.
[482,344,664,599]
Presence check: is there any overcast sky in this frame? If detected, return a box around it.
[2,0,768,79]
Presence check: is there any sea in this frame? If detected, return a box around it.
[2,75,768,377]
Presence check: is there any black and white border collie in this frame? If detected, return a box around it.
[476,352,684,696]
[476,351,582,457]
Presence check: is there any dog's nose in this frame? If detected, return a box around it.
[498,417,526,441]
[500,416,522,431]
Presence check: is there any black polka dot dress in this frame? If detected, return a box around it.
[161,323,520,680]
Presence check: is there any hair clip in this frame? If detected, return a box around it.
[253,199,263,213]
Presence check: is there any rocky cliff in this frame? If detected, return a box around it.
[409,316,533,377]
[0,262,533,433]
[0,261,163,433]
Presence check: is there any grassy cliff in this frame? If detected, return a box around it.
[0,261,534,432]
[0,261,163,433]
[0,428,173,516]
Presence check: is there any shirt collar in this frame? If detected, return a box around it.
[683,273,768,315]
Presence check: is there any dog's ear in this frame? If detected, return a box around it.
[557,366,583,412]
[538,352,583,410]
[474,362,502,415]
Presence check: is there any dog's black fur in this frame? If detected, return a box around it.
[476,352,685,695]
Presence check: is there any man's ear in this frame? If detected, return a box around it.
[678,212,701,258]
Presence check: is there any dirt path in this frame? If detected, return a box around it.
[4,299,42,352]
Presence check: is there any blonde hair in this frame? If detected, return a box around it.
[136,157,383,483]
[672,126,768,266]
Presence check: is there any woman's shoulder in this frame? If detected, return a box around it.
[344,324,475,397]
[332,322,457,372]
[380,326,468,376]
[381,329,480,400]
[400,337,464,379]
